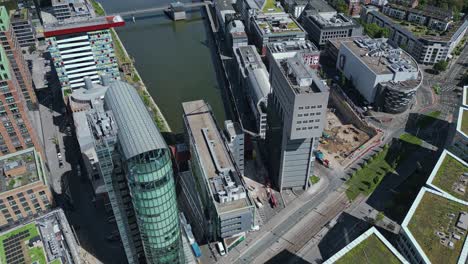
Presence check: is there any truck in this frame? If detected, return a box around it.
[314,150,330,168]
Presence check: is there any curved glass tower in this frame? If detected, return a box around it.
[127,149,182,263]
[104,80,184,264]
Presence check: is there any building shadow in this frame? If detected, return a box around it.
[265,249,311,264]
[317,213,371,261]
[404,112,449,147]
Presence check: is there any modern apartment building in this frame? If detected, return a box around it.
[251,12,307,55]
[226,20,248,49]
[233,45,270,138]
[382,3,453,31]
[182,100,255,242]
[334,37,422,113]
[0,147,53,228]
[282,0,309,18]
[361,10,468,64]
[0,45,41,156]
[10,8,36,47]
[265,53,329,190]
[44,15,125,93]
[300,1,363,47]
[224,120,245,175]
[0,6,36,107]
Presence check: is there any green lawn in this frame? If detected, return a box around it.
[399,133,423,146]
[417,111,441,128]
[90,0,106,16]
[310,175,320,185]
[110,29,131,64]
[29,246,46,264]
[432,154,468,201]
[345,146,393,201]
[335,234,402,264]
[462,110,468,135]
[408,192,468,264]
[50,259,62,264]
[262,0,282,13]
[0,223,41,264]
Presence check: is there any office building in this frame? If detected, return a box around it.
[266,39,320,69]
[335,37,422,113]
[226,20,248,49]
[0,6,36,107]
[251,13,307,55]
[51,0,93,21]
[361,10,468,64]
[70,76,110,197]
[450,87,467,161]
[0,45,41,156]
[44,15,125,93]
[233,45,270,138]
[182,100,255,242]
[265,53,329,190]
[237,0,262,32]
[10,8,36,47]
[324,227,409,263]
[0,147,53,228]
[399,187,468,264]
[300,1,363,47]
[90,80,184,264]
[283,0,309,18]
[0,209,80,264]
[225,120,245,175]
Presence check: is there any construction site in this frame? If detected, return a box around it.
[316,87,380,168]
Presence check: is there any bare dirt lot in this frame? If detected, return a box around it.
[319,111,371,166]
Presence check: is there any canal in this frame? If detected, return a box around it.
[99,0,227,132]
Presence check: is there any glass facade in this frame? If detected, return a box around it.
[127,149,184,264]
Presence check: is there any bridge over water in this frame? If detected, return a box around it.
[109,1,214,18]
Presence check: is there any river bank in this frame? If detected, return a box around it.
[92,0,172,132]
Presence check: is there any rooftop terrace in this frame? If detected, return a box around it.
[182,100,252,214]
[403,188,468,264]
[462,108,468,136]
[428,150,468,202]
[262,0,282,13]
[308,12,358,29]
[0,209,79,264]
[0,148,42,193]
[267,39,318,54]
[324,227,408,264]
[254,13,303,35]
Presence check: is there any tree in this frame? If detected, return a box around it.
[364,23,382,38]
[381,27,391,38]
[28,45,36,54]
[433,60,448,72]
[335,0,348,14]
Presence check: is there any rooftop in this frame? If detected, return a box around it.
[267,39,319,55]
[277,55,328,94]
[9,8,28,21]
[254,13,304,35]
[324,227,408,264]
[306,12,359,29]
[402,187,468,264]
[262,0,283,13]
[0,148,43,193]
[427,150,468,202]
[182,100,252,214]
[0,209,79,264]
[461,108,468,136]
[304,0,336,14]
[369,11,467,42]
[386,3,452,21]
[43,15,125,37]
[342,37,419,75]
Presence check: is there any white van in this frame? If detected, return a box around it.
[216,242,226,256]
